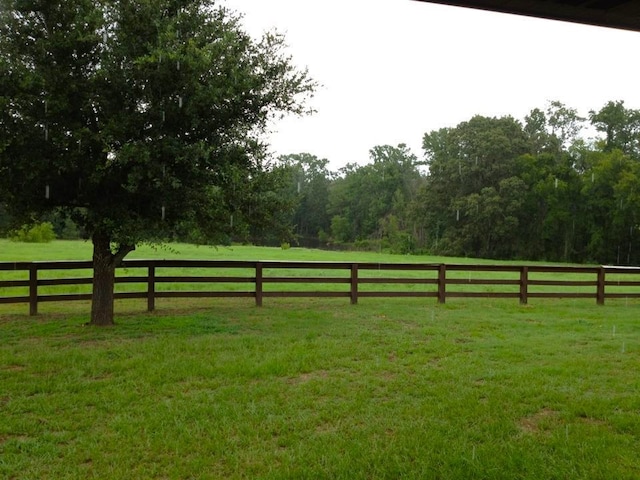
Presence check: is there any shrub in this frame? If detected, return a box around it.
[9,222,57,243]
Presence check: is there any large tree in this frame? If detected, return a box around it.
[0,0,315,325]
[416,115,529,257]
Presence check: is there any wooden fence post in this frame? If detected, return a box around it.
[147,263,156,312]
[29,263,38,316]
[596,267,605,305]
[519,266,529,305]
[350,264,358,305]
[255,262,263,307]
[437,264,446,304]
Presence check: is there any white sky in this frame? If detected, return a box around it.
[223,0,640,169]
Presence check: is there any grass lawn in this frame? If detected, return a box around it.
[0,238,475,266]
[3,239,632,314]
[1,241,639,478]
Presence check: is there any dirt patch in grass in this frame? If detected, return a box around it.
[454,337,472,344]
[575,412,610,428]
[518,408,560,435]
[315,420,338,434]
[2,364,26,372]
[579,417,608,428]
[287,370,329,385]
[0,434,33,446]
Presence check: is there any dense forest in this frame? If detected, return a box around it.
[3,99,640,265]
[276,100,640,265]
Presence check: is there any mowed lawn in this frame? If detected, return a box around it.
[1,241,639,478]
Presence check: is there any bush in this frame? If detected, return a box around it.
[9,222,57,243]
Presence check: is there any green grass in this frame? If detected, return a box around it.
[0,240,459,313]
[1,240,639,478]
[5,239,638,317]
[0,238,453,263]
[1,298,639,478]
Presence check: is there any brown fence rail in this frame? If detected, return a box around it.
[1,260,640,315]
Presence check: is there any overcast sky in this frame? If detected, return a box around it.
[222,0,640,169]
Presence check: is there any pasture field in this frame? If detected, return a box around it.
[1,240,639,478]
[0,240,481,313]
[0,238,459,263]
[3,239,635,313]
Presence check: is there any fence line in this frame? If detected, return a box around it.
[1,260,640,315]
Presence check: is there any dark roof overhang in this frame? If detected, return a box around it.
[413,1,640,33]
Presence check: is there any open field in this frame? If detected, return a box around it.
[0,238,469,264]
[0,240,484,315]
[4,240,640,316]
[2,298,640,478]
[1,241,640,478]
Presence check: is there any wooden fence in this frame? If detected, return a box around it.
[1,260,640,315]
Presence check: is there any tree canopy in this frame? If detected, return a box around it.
[270,100,640,265]
[0,0,315,324]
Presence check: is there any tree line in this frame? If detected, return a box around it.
[274,100,640,265]
[3,96,639,267]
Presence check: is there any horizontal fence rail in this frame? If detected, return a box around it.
[1,260,640,315]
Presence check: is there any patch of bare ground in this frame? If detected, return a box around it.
[315,420,338,434]
[0,434,33,445]
[287,370,329,385]
[428,356,443,369]
[379,370,396,381]
[454,337,472,344]
[575,412,609,428]
[519,409,611,436]
[2,364,25,372]
[518,408,560,435]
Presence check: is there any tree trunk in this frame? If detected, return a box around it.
[90,232,116,326]
[89,232,135,326]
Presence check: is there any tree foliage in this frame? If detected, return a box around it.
[277,100,640,265]
[589,100,640,157]
[412,102,640,262]
[278,153,332,246]
[0,0,315,324]
[328,144,422,251]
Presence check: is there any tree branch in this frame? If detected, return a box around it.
[113,244,135,267]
